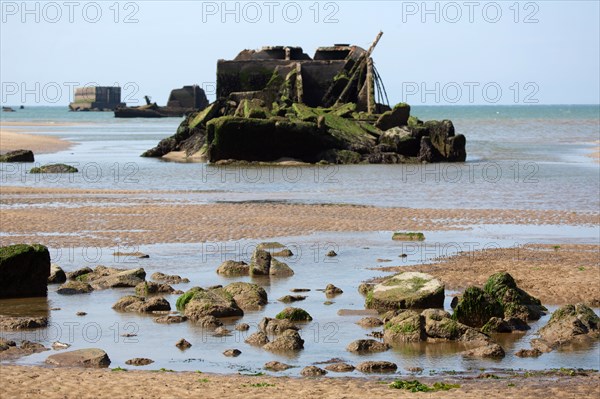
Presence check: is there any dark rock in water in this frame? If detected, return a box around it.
[46,348,111,368]
[291,288,310,293]
[235,323,250,331]
[272,249,293,257]
[278,295,307,303]
[300,366,327,376]
[454,272,546,329]
[216,260,249,276]
[0,316,48,330]
[0,149,34,162]
[193,315,223,329]
[48,264,67,284]
[223,282,267,310]
[112,295,171,313]
[453,287,503,328]
[125,357,154,366]
[0,244,50,298]
[533,303,599,350]
[264,361,292,371]
[150,272,189,284]
[324,362,355,372]
[175,338,192,349]
[326,250,337,257]
[356,317,383,328]
[66,267,93,280]
[30,164,78,173]
[57,281,93,295]
[263,330,304,352]
[355,361,397,373]
[346,339,389,353]
[245,332,270,347]
[154,315,188,324]
[213,327,231,337]
[76,311,87,316]
[0,338,16,351]
[325,284,343,297]
[259,317,299,335]
[461,343,506,358]
[223,349,241,357]
[358,283,374,296]
[135,281,175,296]
[88,267,146,290]
[515,348,542,358]
[269,259,294,277]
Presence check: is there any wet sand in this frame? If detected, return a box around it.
[377,243,600,306]
[0,365,598,399]
[0,186,597,248]
[0,129,72,154]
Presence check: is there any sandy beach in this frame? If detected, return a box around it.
[0,129,72,154]
[0,365,597,399]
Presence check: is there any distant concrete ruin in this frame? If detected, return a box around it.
[114,85,208,118]
[69,86,125,111]
[217,32,387,113]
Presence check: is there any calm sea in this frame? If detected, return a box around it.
[1,105,598,211]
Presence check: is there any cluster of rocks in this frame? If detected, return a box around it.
[142,100,466,165]
[244,316,305,352]
[217,246,295,278]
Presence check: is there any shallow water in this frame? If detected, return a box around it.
[1,226,598,375]
[1,105,599,211]
[1,106,599,375]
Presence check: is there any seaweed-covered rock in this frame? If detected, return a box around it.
[176,287,243,319]
[125,358,154,366]
[484,272,546,321]
[48,264,66,284]
[0,149,34,162]
[263,329,304,352]
[278,295,306,303]
[222,282,267,310]
[366,272,444,311]
[216,260,249,276]
[0,244,50,298]
[30,164,78,173]
[453,287,503,328]
[383,310,425,343]
[57,280,93,295]
[346,339,389,353]
[66,267,93,280]
[276,307,312,322]
[453,272,546,329]
[534,304,599,350]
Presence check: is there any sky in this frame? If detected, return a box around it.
[1,0,599,106]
